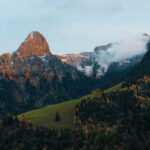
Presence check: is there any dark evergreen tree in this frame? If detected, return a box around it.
[55,112,60,122]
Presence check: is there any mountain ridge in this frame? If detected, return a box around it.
[0,32,83,78]
[56,43,144,77]
[0,32,148,79]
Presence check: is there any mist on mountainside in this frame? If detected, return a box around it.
[108,33,149,62]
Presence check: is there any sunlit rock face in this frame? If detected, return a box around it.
[16,31,51,58]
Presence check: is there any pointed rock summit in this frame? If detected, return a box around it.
[16,31,51,58]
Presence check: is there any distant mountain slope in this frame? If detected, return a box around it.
[94,40,150,94]
[125,41,150,81]
[56,42,144,77]
[99,40,150,89]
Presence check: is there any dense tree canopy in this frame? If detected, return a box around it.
[74,76,150,149]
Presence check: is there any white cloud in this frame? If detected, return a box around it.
[109,34,149,61]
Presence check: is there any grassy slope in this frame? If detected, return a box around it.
[104,82,124,93]
[18,95,93,128]
[18,82,124,128]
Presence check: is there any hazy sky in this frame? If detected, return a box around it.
[0,0,150,55]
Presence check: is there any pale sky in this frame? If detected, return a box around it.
[0,0,150,55]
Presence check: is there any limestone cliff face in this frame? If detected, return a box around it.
[16,31,51,58]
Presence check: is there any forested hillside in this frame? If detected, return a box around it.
[1,76,150,149]
[74,76,150,149]
[0,73,98,117]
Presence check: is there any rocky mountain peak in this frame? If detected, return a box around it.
[16,31,51,58]
[94,43,113,52]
